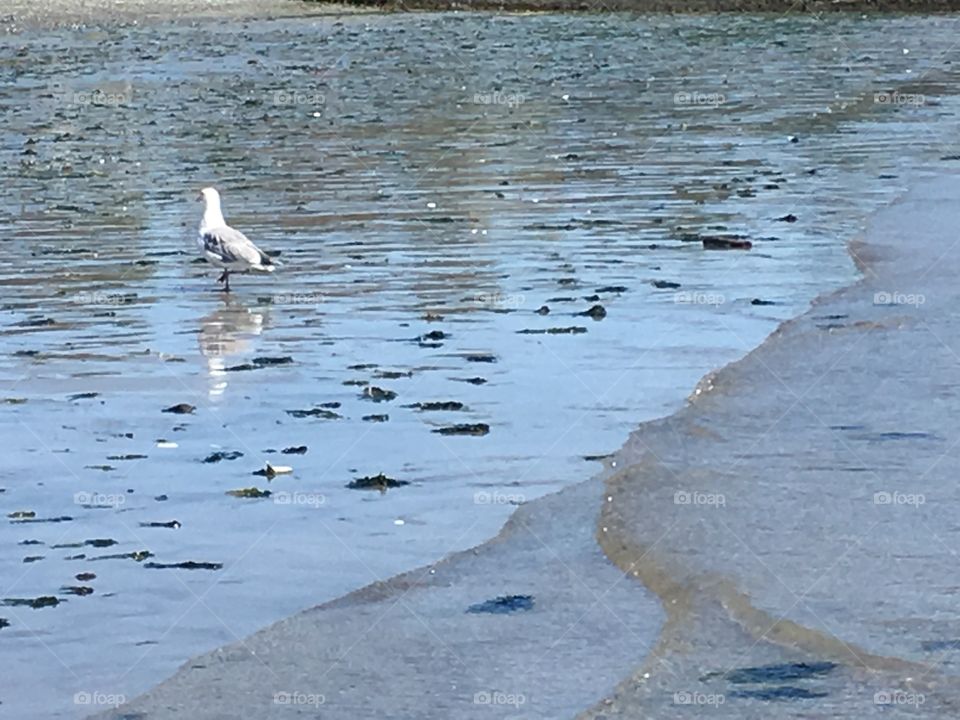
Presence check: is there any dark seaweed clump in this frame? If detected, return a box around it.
[4,596,60,609]
[467,594,534,614]
[203,450,243,463]
[347,473,409,492]
[144,561,223,570]
[433,423,490,436]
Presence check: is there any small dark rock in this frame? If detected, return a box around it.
[776,214,798,223]
[703,237,752,250]
[651,280,681,289]
[362,414,389,422]
[535,305,550,315]
[751,298,776,306]
[162,403,195,415]
[282,446,308,455]
[465,354,497,363]
[76,572,96,581]
[577,304,606,320]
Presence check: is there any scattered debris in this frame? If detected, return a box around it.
[651,280,681,289]
[465,354,497,363]
[139,520,181,529]
[363,414,389,422]
[776,213,798,222]
[282,446,308,455]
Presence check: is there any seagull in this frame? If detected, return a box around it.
[197,187,275,292]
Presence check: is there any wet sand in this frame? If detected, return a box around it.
[94,174,960,720]
[587,173,960,718]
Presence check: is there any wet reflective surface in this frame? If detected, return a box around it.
[2,11,959,719]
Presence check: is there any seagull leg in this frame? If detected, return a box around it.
[217,270,228,284]
[223,270,231,292]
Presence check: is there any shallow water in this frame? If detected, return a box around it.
[2,11,959,719]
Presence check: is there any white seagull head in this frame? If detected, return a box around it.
[198,186,221,206]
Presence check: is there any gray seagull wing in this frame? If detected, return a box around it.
[201,225,273,268]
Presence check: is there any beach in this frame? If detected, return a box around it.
[2,4,960,719]
[91,170,960,720]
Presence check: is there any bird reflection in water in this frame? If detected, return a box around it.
[198,297,268,398]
